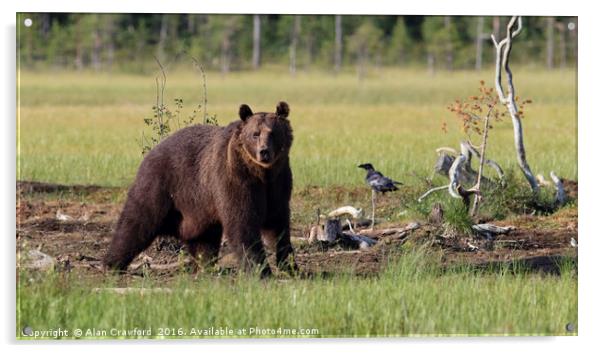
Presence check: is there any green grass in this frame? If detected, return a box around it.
[17,250,577,339]
[17,67,577,187]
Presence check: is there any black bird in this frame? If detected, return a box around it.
[358,163,402,194]
[358,163,402,230]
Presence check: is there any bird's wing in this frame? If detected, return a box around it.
[379,172,401,185]
[381,176,397,186]
[378,176,400,192]
[366,170,400,192]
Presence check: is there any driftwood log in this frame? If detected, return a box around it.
[321,206,372,233]
[420,141,501,206]
[327,206,363,219]
[309,219,376,250]
[423,142,567,208]
[358,222,421,241]
[433,142,504,186]
[472,223,515,240]
[550,172,567,206]
[308,219,421,250]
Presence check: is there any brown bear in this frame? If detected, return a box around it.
[104,101,297,277]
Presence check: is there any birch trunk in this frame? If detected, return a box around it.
[289,16,301,75]
[546,17,555,69]
[91,28,102,71]
[475,17,484,70]
[74,16,83,70]
[252,15,261,70]
[556,21,567,68]
[334,15,343,73]
[156,14,168,62]
[444,16,453,71]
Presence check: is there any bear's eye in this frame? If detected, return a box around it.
[252,132,260,139]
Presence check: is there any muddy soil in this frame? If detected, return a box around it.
[16,181,578,283]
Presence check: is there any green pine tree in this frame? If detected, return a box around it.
[387,17,413,66]
[346,21,383,80]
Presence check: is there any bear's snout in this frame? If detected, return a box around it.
[259,147,271,163]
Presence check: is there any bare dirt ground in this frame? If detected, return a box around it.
[16,181,578,283]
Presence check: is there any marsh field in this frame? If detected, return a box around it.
[17,67,577,338]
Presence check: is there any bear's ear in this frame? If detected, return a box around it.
[276,101,290,118]
[239,104,253,121]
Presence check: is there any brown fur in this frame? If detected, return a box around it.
[104,102,297,277]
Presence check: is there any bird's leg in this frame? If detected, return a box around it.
[370,189,376,231]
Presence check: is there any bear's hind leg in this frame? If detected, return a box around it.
[104,217,159,271]
[104,194,174,272]
[188,224,223,270]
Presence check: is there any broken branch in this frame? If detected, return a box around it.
[418,185,449,202]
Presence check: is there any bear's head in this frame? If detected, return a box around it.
[238,101,293,169]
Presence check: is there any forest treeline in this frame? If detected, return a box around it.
[17,14,577,74]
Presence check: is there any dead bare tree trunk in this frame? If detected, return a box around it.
[447,149,479,208]
[290,16,301,75]
[475,16,484,70]
[491,16,539,193]
[252,15,261,70]
[334,15,343,73]
[546,17,555,69]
